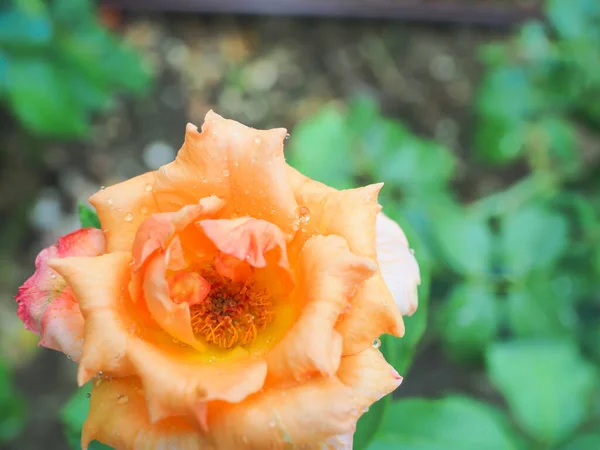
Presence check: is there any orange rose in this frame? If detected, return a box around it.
[16,112,420,449]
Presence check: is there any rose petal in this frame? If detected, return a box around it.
[38,289,85,361]
[208,377,360,449]
[82,377,210,450]
[90,171,159,252]
[376,213,420,316]
[16,228,105,357]
[126,337,267,423]
[131,196,224,271]
[337,346,403,405]
[49,252,135,385]
[266,235,376,384]
[153,111,299,238]
[198,217,292,290]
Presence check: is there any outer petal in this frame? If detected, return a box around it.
[266,235,376,384]
[126,337,267,423]
[90,171,159,252]
[376,213,420,316]
[16,228,105,334]
[336,346,403,405]
[208,377,361,449]
[38,289,85,361]
[336,275,405,355]
[49,252,135,385]
[153,111,299,238]
[286,168,405,354]
[83,377,211,450]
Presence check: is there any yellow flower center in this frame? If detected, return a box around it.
[189,267,275,349]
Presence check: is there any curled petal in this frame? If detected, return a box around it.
[198,217,292,289]
[16,228,105,335]
[90,171,159,252]
[131,196,224,271]
[83,377,211,450]
[143,255,205,350]
[376,213,420,316]
[266,235,376,383]
[49,252,135,385]
[153,111,299,238]
[38,289,85,361]
[126,338,267,423]
[208,377,360,449]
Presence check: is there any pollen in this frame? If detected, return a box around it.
[189,266,275,349]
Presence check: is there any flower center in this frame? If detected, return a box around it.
[189,267,275,349]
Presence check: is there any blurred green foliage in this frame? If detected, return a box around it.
[0,359,25,444]
[0,0,151,137]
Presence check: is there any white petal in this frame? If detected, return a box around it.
[376,213,420,316]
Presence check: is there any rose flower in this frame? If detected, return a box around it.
[16,111,420,450]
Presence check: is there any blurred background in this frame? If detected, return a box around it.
[2,0,600,449]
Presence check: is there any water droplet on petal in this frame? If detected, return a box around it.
[86,392,92,399]
[284,133,290,140]
[144,183,153,192]
[299,206,311,224]
[100,186,106,191]
[409,248,415,255]
[97,371,103,377]
[254,137,261,144]
[107,198,114,206]
[67,354,72,360]
[117,394,129,405]
[362,406,369,413]
[223,169,230,177]
[372,338,381,349]
[140,205,149,215]
[124,212,134,222]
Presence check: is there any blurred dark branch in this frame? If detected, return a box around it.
[102,0,541,27]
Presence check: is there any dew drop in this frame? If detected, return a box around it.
[124,212,134,222]
[140,205,149,215]
[254,137,261,144]
[67,354,72,360]
[362,406,369,413]
[223,169,230,177]
[144,183,153,192]
[117,394,129,405]
[201,177,208,184]
[97,371,103,377]
[107,198,114,206]
[298,206,311,224]
[409,248,415,255]
[284,133,290,140]
[372,338,381,349]
[100,186,106,191]
[86,392,92,399]
[50,272,56,279]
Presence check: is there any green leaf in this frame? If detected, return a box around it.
[506,277,578,339]
[354,390,390,450]
[0,359,26,443]
[78,203,101,229]
[547,0,599,41]
[6,59,87,137]
[560,434,600,450]
[487,340,598,445]
[368,122,455,194]
[517,22,553,63]
[475,67,541,164]
[0,3,52,49]
[438,281,499,361]
[431,205,492,276]
[287,105,355,189]
[368,396,521,450]
[500,203,569,279]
